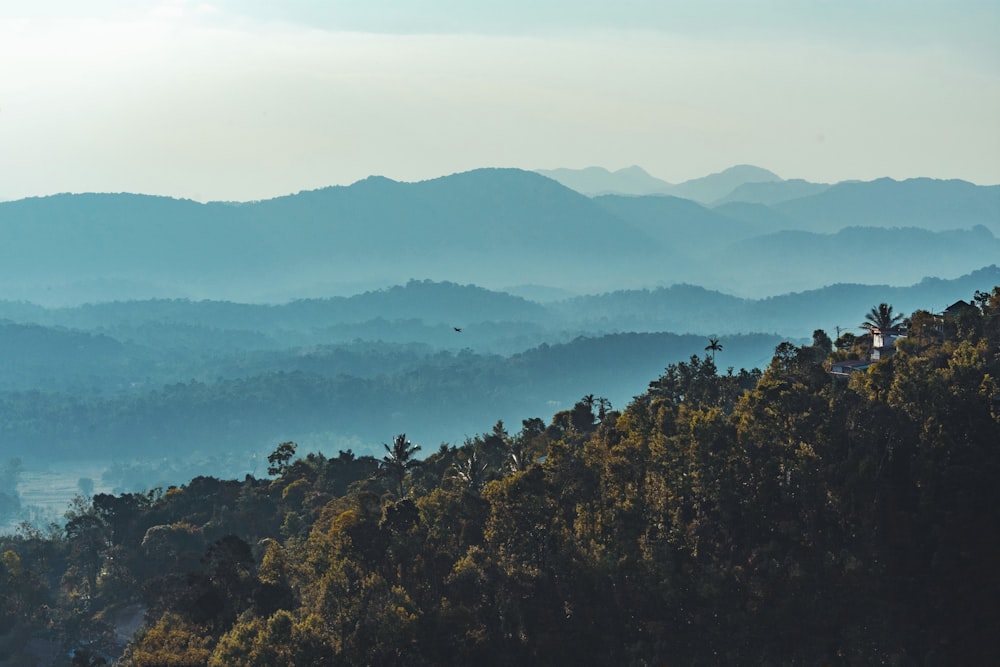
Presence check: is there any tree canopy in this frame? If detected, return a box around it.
[862,301,904,332]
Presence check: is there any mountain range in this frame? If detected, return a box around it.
[1,166,997,304]
[2,162,997,525]
[535,164,786,203]
[3,268,996,349]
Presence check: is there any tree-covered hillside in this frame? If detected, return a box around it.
[2,287,998,665]
[0,330,784,469]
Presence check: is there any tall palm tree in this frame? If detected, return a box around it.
[861,303,904,333]
[448,448,489,491]
[380,433,421,497]
[705,337,723,362]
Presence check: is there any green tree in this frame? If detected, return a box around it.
[379,434,421,498]
[267,441,297,477]
[64,507,110,600]
[120,613,213,667]
[862,303,903,333]
[811,329,833,354]
[447,448,490,492]
[705,336,723,362]
[1,548,51,632]
[208,611,333,667]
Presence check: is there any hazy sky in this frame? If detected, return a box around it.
[2,0,998,201]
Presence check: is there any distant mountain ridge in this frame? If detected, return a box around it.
[2,166,997,305]
[547,264,1000,338]
[537,165,1000,223]
[713,178,831,206]
[669,164,781,204]
[773,177,1000,232]
[701,225,1000,296]
[534,165,672,196]
[2,266,995,347]
[538,164,783,203]
[0,169,665,304]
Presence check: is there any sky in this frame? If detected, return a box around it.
[1,0,998,202]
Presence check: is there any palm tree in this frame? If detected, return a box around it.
[447,448,489,491]
[380,433,421,497]
[705,337,723,362]
[861,303,904,334]
[504,436,529,474]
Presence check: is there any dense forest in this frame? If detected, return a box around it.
[1,288,998,665]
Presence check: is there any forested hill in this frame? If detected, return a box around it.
[550,265,1000,336]
[0,271,995,469]
[771,177,1000,232]
[2,267,996,342]
[2,287,998,665]
[0,330,786,464]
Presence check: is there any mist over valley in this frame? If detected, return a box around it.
[1,164,996,528]
[4,2,998,661]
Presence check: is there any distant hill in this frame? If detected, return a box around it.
[0,268,996,457]
[551,265,1000,338]
[703,226,1000,297]
[713,178,831,206]
[709,201,798,234]
[0,169,663,305]
[539,164,783,203]
[0,280,555,356]
[3,168,997,304]
[592,195,766,258]
[0,328,787,460]
[500,284,579,303]
[0,323,130,390]
[534,165,673,196]
[589,176,1000,293]
[773,178,1000,234]
[5,269,995,359]
[748,266,1000,336]
[537,166,1000,236]
[668,164,782,204]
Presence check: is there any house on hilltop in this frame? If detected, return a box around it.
[943,300,978,323]
[861,302,906,361]
[926,299,981,343]
[870,325,905,361]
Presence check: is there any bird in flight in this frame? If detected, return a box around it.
[453,327,462,332]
